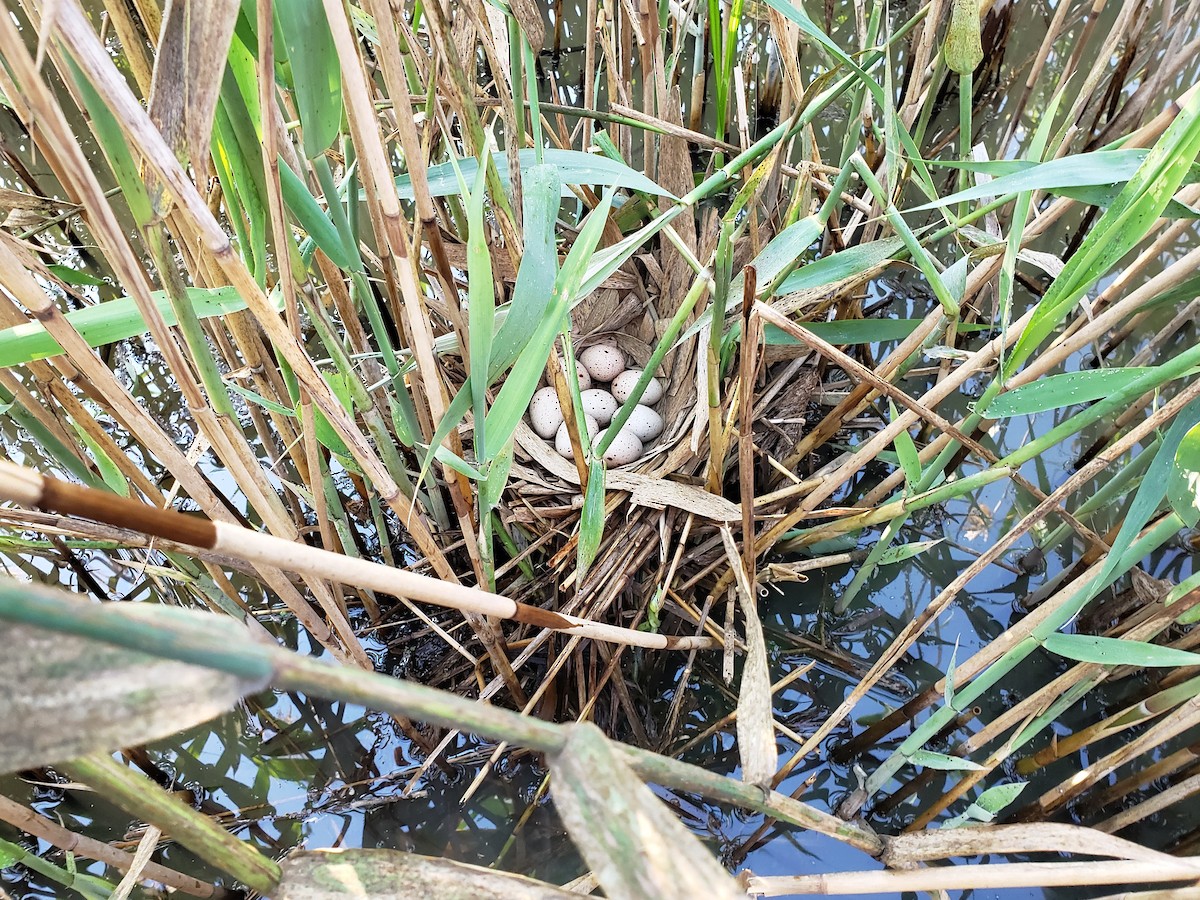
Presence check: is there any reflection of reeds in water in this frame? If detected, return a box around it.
[0,0,1199,895]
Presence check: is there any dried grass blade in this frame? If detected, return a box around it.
[549,724,744,900]
[720,526,775,791]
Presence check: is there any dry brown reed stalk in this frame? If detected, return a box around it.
[0,794,218,897]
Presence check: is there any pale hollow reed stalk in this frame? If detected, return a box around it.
[0,460,714,652]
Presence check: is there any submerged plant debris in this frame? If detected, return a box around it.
[1,0,1200,897]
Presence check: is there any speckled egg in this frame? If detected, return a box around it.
[595,426,643,466]
[580,344,626,382]
[624,404,664,442]
[554,414,599,457]
[560,357,592,391]
[612,369,662,405]
[580,388,618,425]
[528,386,564,438]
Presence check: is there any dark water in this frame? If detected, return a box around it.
[3,1,1200,898]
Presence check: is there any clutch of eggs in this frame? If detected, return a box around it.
[527,347,664,466]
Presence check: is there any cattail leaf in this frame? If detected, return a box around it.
[577,460,605,576]
[0,614,269,775]
[1043,633,1200,668]
[1169,421,1200,527]
[944,0,983,75]
[396,149,672,199]
[277,849,574,899]
[908,750,986,772]
[0,287,274,367]
[278,158,358,270]
[274,0,343,159]
[984,368,1168,417]
[549,724,743,900]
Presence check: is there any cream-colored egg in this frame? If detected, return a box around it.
[528,386,564,438]
[624,404,663,442]
[560,357,592,391]
[595,426,643,466]
[611,369,663,405]
[554,414,599,457]
[580,344,626,382]
[580,388,618,424]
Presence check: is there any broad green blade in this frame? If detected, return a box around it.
[490,165,561,378]
[577,460,605,576]
[1168,421,1200,527]
[1008,88,1200,372]
[274,0,343,159]
[984,367,1166,417]
[278,157,357,269]
[911,149,1200,210]
[396,148,673,199]
[1042,633,1200,668]
[484,192,615,459]
[0,287,275,367]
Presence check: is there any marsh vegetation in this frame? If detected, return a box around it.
[2,0,1200,897]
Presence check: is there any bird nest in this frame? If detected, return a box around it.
[497,284,747,642]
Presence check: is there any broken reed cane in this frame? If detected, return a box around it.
[0,460,716,652]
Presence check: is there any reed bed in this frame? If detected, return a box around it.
[0,0,1199,895]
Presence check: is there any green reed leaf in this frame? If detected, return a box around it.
[908,750,986,772]
[490,165,561,378]
[396,148,672,199]
[1009,88,1200,374]
[577,461,606,577]
[0,287,276,367]
[984,368,1164,417]
[1042,633,1200,668]
[274,0,343,159]
[484,191,614,460]
[911,150,1161,210]
[1168,421,1200,527]
[278,157,357,270]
